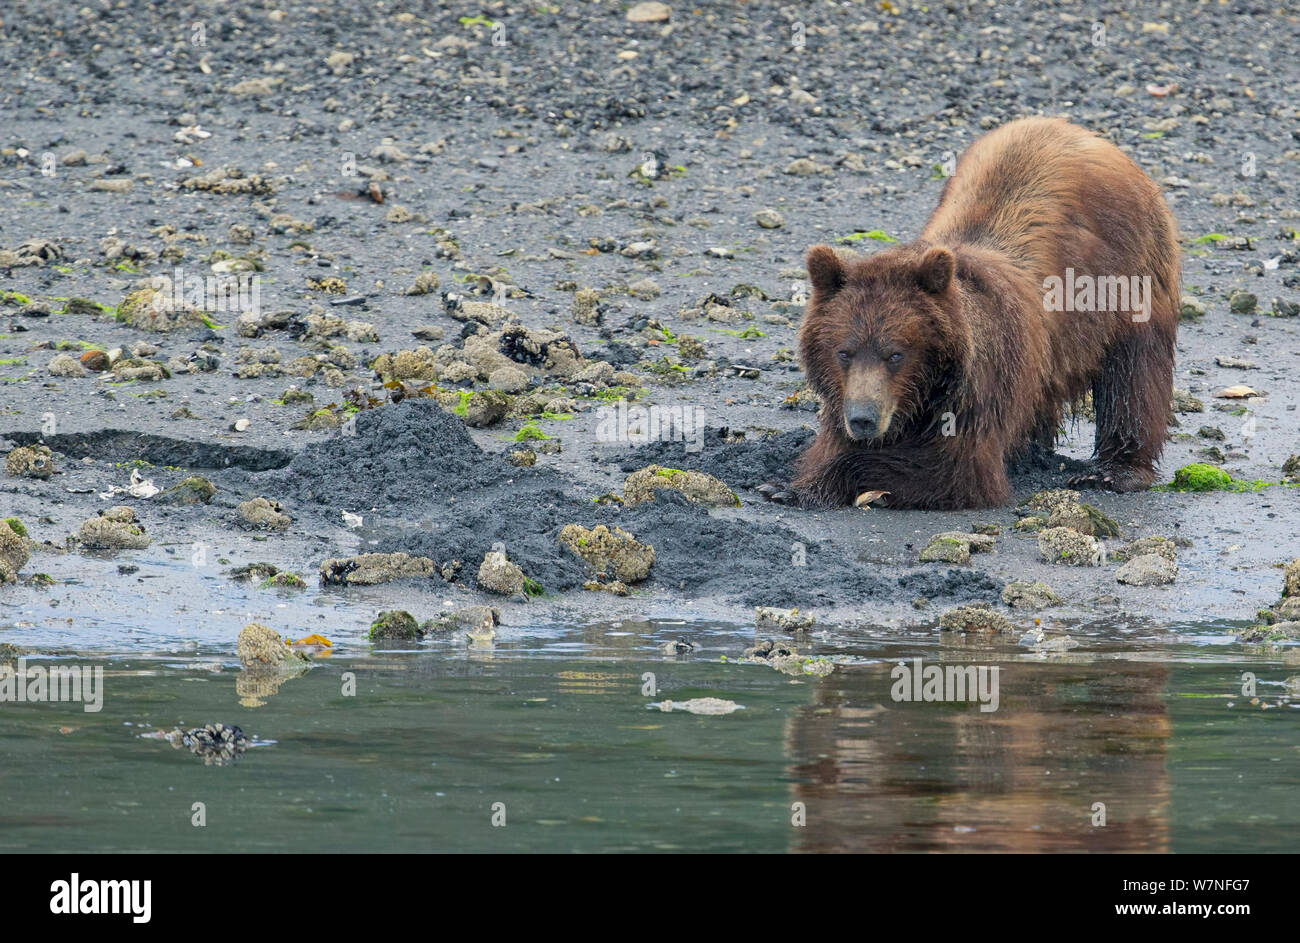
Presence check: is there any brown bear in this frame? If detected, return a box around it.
[763,116,1180,510]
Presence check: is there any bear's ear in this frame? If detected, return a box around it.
[916,246,955,295]
[806,245,845,299]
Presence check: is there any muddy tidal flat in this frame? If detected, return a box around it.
[1,0,1298,858]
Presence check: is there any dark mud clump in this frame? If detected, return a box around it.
[278,399,507,507]
[2,429,291,472]
[1006,441,1094,494]
[610,426,814,491]
[263,400,999,608]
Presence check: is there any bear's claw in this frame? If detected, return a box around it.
[757,482,799,505]
[1067,472,1115,490]
[1068,464,1153,493]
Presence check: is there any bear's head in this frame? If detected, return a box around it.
[798,243,969,443]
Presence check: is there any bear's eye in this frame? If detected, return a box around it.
[836,350,853,365]
[886,351,904,365]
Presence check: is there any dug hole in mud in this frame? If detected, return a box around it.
[251,397,1000,616]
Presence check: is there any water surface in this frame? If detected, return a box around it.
[2,619,1296,852]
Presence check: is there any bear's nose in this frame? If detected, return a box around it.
[845,402,880,440]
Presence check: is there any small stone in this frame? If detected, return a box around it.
[627,278,661,299]
[655,697,741,715]
[1116,553,1178,586]
[754,607,816,632]
[1228,291,1257,314]
[79,350,110,371]
[572,289,602,325]
[156,475,216,505]
[0,520,31,583]
[783,157,823,175]
[1283,558,1300,598]
[488,365,530,393]
[1037,527,1103,566]
[754,208,785,229]
[463,390,511,427]
[47,353,88,377]
[938,604,1014,634]
[1001,580,1062,610]
[237,622,306,668]
[1111,536,1176,563]
[79,511,150,550]
[368,610,421,640]
[1047,502,1120,538]
[1024,489,1081,514]
[1281,455,1300,483]
[236,497,291,531]
[626,1,671,23]
[1172,389,1204,413]
[620,241,658,259]
[411,325,445,343]
[1018,629,1080,652]
[422,606,499,639]
[1179,295,1206,320]
[919,536,970,564]
[5,445,54,479]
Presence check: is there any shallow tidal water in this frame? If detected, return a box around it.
[2,617,1298,853]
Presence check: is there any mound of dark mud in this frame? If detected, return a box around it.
[263,400,999,608]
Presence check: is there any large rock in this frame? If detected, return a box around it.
[319,552,436,586]
[623,465,738,507]
[558,524,654,583]
[477,550,525,596]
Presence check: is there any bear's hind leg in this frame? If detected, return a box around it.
[1073,326,1173,492]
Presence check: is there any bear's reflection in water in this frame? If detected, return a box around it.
[784,648,1170,853]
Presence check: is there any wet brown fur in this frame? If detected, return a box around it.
[789,117,1180,509]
